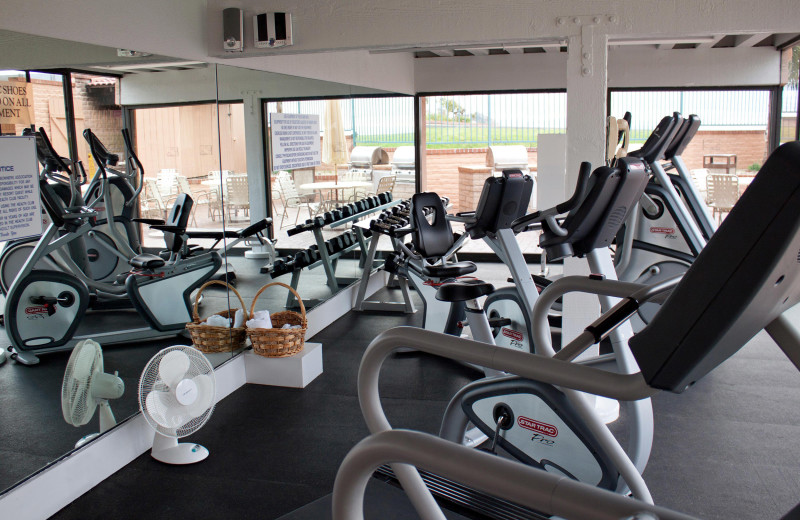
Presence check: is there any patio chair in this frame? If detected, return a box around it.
[369,174,396,198]
[225,173,250,221]
[175,175,218,225]
[276,171,321,228]
[338,170,371,203]
[141,178,170,221]
[706,173,739,222]
[156,169,179,197]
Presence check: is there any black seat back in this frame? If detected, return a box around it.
[163,194,194,253]
[410,192,454,258]
[630,141,800,392]
[540,157,649,260]
[664,114,701,159]
[465,169,533,239]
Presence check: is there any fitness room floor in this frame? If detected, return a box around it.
[2,253,800,520]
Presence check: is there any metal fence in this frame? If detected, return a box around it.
[610,89,772,144]
[268,89,782,150]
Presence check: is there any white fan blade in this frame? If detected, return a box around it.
[145,390,191,429]
[184,374,215,418]
[158,350,191,388]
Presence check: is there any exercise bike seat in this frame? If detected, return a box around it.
[436,279,495,302]
[129,253,166,269]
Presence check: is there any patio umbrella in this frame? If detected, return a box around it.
[322,99,349,180]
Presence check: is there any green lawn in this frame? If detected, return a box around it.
[354,126,567,149]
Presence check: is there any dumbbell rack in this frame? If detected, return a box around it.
[352,218,416,313]
[265,193,400,308]
[352,197,451,314]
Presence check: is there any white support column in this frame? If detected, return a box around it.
[242,90,273,259]
[562,20,609,347]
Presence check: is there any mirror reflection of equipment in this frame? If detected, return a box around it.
[138,346,216,464]
[61,339,125,448]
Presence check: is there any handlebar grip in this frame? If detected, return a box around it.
[510,161,593,232]
[555,161,592,214]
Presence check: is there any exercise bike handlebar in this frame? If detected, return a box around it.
[121,128,145,208]
[510,161,593,233]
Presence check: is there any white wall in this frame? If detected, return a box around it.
[608,47,781,88]
[121,65,394,106]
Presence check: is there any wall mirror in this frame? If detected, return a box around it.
[0,29,230,495]
[0,32,414,497]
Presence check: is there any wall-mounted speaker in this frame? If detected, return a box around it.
[223,7,244,52]
[254,12,293,48]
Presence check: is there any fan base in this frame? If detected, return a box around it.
[152,442,209,465]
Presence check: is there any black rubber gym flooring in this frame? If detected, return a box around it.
[3,257,800,519]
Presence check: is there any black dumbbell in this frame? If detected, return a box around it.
[323,212,334,224]
[308,248,321,263]
[309,244,319,252]
[372,196,381,208]
[293,250,310,268]
[325,240,337,255]
[313,216,326,228]
[369,220,396,234]
[332,209,343,221]
[377,192,389,205]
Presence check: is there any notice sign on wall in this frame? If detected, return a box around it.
[0,136,43,241]
[0,81,34,126]
[270,113,320,171]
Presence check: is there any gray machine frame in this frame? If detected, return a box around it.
[335,141,800,520]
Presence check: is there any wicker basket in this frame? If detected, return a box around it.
[247,282,307,358]
[186,280,249,353]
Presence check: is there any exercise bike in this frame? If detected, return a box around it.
[3,159,221,365]
[362,156,661,518]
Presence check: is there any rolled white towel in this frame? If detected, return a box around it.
[246,318,273,329]
[205,314,231,328]
[233,309,245,328]
[281,323,303,329]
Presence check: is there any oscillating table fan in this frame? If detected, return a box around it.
[138,345,216,464]
[61,339,125,448]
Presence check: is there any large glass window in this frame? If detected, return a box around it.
[131,102,243,247]
[265,96,413,242]
[610,89,772,172]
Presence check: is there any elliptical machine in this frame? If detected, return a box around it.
[0,128,145,294]
[2,131,222,365]
[615,112,716,323]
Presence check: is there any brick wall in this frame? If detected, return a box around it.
[680,128,768,171]
[73,74,124,159]
[421,148,538,211]
[420,128,766,212]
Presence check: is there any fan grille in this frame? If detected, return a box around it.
[61,340,102,426]
[138,345,216,438]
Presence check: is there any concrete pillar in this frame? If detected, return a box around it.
[242,90,267,223]
[562,22,609,347]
